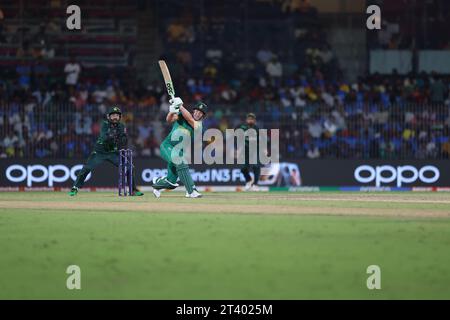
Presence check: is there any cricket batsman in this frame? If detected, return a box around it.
[238,113,261,191]
[69,106,144,196]
[151,97,207,198]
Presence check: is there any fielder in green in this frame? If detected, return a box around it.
[151,97,207,198]
[238,113,262,191]
[69,107,143,196]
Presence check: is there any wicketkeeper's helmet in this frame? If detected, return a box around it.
[108,106,122,116]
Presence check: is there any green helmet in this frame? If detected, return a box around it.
[108,106,122,116]
[193,102,208,115]
[246,113,256,120]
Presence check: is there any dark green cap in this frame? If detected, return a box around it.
[108,106,122,116]
[246,113,256,119]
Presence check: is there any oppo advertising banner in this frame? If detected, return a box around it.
[0,159,449,188]
[298,160,450,188]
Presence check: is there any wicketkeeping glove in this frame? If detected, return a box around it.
[117,134,128,149]
[106,127,118,143]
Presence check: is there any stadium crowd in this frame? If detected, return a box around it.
[1,0,450,160]
[1,59,450,160]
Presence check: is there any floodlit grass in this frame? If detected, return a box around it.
[0,191,450,299]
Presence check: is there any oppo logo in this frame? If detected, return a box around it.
[354,165,440,187]
[5,164,91,187]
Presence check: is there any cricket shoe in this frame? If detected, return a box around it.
[132,190,144,196]
[251,185,260,192]
[68,187,78,196]
[152,177,163,199]
[152,188,161,198]
[152,177,179,190]
[152,177,161,188]
[185,189,202,198]
[166,180,180,190]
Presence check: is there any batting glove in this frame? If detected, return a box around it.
[169,97,183,108]
[169,103,180,113]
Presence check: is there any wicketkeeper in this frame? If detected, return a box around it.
[151,97,207,198]
[69,106,144,196]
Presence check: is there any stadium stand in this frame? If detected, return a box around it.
[0,0,449,160]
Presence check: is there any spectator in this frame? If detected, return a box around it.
[282,0,311,13]
[204,63,218,78]
[16,61,32,89]
[0,7,5,43]
[75,113,92,135]
[64,56,81,88]
[308,118,323,139]
[256,46,274,65]
[42,43,55,59]
[378,20,400,49]
[426,140,438,158]
[319,44,334,66]
[430,75,447,104]
[35,23,48,48]
[167,20,185,42]
[136,119,152,146]
[16,41,32,58]
[34,57,50,80]
[206,48,223,64]
[306,143,320,159]
[442,141,450,159]
[266,56,283,79]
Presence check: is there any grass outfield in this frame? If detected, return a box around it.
[1,191,450,299]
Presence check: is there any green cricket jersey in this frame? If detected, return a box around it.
[95,120,127,153]
[163,114,202,146]
[238,124,260,148]
[237,124,260,164]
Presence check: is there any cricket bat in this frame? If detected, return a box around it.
[158,60,175,100]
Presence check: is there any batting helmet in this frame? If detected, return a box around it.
[193,102,208,115]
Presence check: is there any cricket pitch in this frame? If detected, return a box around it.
[1,191,450,299]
